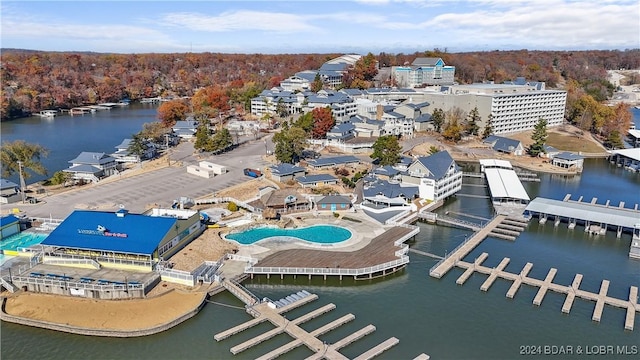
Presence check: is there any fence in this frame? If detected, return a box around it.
[246,256,409,278]
[158,268,195,286]
[9,275,150,292]
[195,196,257,213]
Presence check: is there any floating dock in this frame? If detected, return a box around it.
[214,284,429,358]
[442,252,639,331]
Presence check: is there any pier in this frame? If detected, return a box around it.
[437,252,639,331]
[214,283,429,359]
[525,195,640,259]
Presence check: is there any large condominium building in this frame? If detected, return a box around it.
[392,57,456,88]
[421,83,567,135]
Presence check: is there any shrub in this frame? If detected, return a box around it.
[227,202,238,212]
[333,212,340,218]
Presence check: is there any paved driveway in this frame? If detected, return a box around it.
[22,136,273,219]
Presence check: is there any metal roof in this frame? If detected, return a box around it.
[484,168,530,201]
[0,179,19,190]
[317,195,351,205]
[413,151,456,180]
[525,198,640,228]
[41,210,178,256]
[611,148,640,162]
[270,163,305,176]
[479,159,513,169]
[0,215,20,227]
[68,152,115,165]
[297,174,339,184]
[553,152,584,161]
[307,155,361,168]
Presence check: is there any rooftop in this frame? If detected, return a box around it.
[41,210,178,256]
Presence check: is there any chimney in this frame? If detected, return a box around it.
[376,104,383,120]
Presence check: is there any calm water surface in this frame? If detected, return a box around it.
[1,109,639,359]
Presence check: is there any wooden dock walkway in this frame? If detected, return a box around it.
[448,252,639,331]
[215,286,423,359]
[408,248,444,260]
[430,215,507,278]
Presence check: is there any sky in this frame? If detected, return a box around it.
[1,0,639,54]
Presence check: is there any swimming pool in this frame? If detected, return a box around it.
[226,225,352,245]
[0,232,48,265]
[1,232,48,254]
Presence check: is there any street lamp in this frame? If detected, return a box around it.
[17,160,26,203]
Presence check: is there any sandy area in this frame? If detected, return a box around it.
[168,228,238,272]
[3,289,205,330]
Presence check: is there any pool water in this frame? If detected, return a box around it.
[226,225,352,245]
[1,232,48,253]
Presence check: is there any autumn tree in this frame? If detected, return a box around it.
[442,119,463,142]
[311,107,335,139]
[370,135,401,166]
[0,140,49,180]
[431,108,445,133]
[343,53,378,89]
[191,86,231,120]
[528,118,548,156]
[157,100,189,128]
[139,122,171,143]
[482,114,494,139]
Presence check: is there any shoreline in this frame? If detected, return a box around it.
[0,288,210,337]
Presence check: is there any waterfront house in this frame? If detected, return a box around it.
[551,152,584,171]
[112,138,156,163]
[362,178,418,206]
[401,151,462,202]
[316,195,352,211]
[64,152,118,183]
[297,174,339,188]
[0,214,21,240]
[0,179,21,204]
[172,120,198,139]
[483,135,524,156]
[270,163,306,183]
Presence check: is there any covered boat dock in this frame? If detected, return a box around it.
[525,196,640,259]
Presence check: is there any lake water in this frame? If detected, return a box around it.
[1,108,639,359]
[0,103,159,185]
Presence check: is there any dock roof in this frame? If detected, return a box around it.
[484,168,530,202]
[526,198,640,228]
[611,148,640,162]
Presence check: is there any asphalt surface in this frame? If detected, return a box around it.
[21,135,273,219]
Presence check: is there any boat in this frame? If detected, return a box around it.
[634,105,640,110]
[37,110,57,118]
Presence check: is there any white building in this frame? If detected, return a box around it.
[421,83,567,135]
[392,58,455,88]
[401,151,462,202]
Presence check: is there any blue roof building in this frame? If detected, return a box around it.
[483,135,525,156]
[307,155,361,169]
[270,163,306,182]
[1,214,21,240]
[297,174,339,188]
[40,209,202,267]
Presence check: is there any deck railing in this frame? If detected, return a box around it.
[246,256,409,277]
[10,275,152,292]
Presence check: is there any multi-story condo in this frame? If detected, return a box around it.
[421,83,567,134]
[401,151,462,202]
[392,57,455,88]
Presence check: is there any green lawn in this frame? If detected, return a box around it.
[546,132,605,153]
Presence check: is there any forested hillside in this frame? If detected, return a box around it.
[1,49,638,122]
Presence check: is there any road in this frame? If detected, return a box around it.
[22,135,273,219]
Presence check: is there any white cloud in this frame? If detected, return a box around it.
[161,10,319,33]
